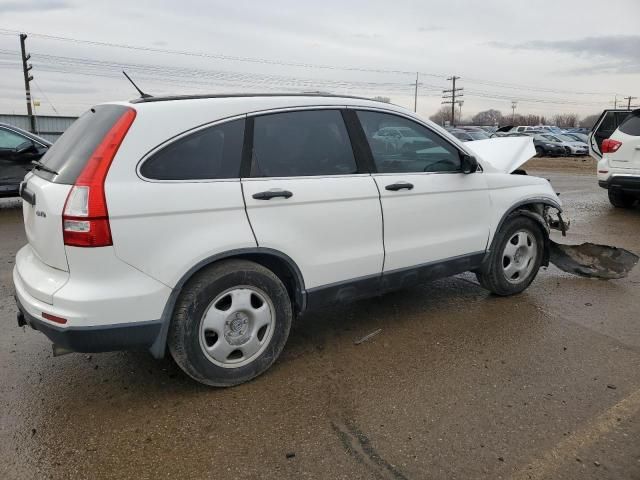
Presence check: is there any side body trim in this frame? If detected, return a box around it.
[305,251,486,310]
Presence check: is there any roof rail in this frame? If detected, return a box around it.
[130,92,383,104]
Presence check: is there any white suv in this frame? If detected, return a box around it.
[591,109,640,208]
[13,94,565,386]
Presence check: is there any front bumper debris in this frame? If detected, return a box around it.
[549,241,639,280]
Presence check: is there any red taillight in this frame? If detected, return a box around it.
[601,138,622,154]
[63,108,136,247]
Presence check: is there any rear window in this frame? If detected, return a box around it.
[618,111,640,136]
[37,104,130,184]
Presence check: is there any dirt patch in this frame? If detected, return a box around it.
[523,156,596,174]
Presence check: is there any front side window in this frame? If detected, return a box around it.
[250,110,357,177]
[141,119,245,180]
[0,128,30,150]
[357,111,461,173]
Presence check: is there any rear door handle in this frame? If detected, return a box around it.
[385,182,414,191]
[252,189,293,200]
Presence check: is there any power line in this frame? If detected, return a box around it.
[0,27,619,97]
[32,78,59,114]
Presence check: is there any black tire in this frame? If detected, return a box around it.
[476,216,545,296]
[608,189,636,209]
[535,146,544,157]
[168,259,292,387]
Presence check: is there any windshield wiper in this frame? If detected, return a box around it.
[31,160,58,175]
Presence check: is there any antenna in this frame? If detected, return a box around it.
[122,70,152,98]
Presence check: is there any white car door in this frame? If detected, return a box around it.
[241,109,384,307]
[354,109,491,280]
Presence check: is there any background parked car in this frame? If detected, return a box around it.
[562,132,589,143]
[449,129,490,142]
[502,132,566,157]
[0,123,51,197]
[533,133,587,156]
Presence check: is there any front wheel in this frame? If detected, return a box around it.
[168,259,292,387]
[476,216,545,296]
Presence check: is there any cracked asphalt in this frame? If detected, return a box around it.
[1,159,639,479]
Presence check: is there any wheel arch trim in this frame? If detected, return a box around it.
[487,197,561,265]
[149,247,306,358]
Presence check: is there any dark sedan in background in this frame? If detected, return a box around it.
[0,123,51,197]
[496,132,567,157]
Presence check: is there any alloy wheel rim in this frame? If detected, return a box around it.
[502,230,537,284]
[199,286,275,368]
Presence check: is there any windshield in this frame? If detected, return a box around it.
[557,134,578,142]
[467,131,489,140]
[542,134,560,142]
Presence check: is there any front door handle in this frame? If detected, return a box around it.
[385,182,414,191]
[252,189,293,200]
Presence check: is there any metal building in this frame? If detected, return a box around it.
[0,114,77,142]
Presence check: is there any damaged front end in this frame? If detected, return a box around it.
[541,206,638,280]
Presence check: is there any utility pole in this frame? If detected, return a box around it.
[457,100,464,121]
[614,95,618,109]
[19,33,36,133]
[414,73,419,112]
[511,101,517,123]
[624,96,637,110]
[441,76,462,126]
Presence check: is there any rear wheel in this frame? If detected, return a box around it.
[608,189,636,208]
[476,216,545,296]
[168,259,292,387]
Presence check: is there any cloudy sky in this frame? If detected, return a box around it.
[0,0,638,120]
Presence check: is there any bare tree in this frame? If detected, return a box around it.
[471,109,503,125]
[552,113,578,128]
[430,106,457,126]
[579,114,600,129]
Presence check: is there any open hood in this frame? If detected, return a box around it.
[464,137,536,173]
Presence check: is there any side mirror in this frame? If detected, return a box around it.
[461,154,478,174]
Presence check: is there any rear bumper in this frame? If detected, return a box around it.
[15,296,161,353]
[598,175,640,192]
[13,244,172,355]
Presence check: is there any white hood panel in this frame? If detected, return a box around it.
[464,137,536,173]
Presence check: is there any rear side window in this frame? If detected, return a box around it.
[618,111,640,136]
[250,110,357,177]
[141,119,245,180]
[37,105,130,184]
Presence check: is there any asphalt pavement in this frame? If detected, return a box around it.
[1,167,639,480]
